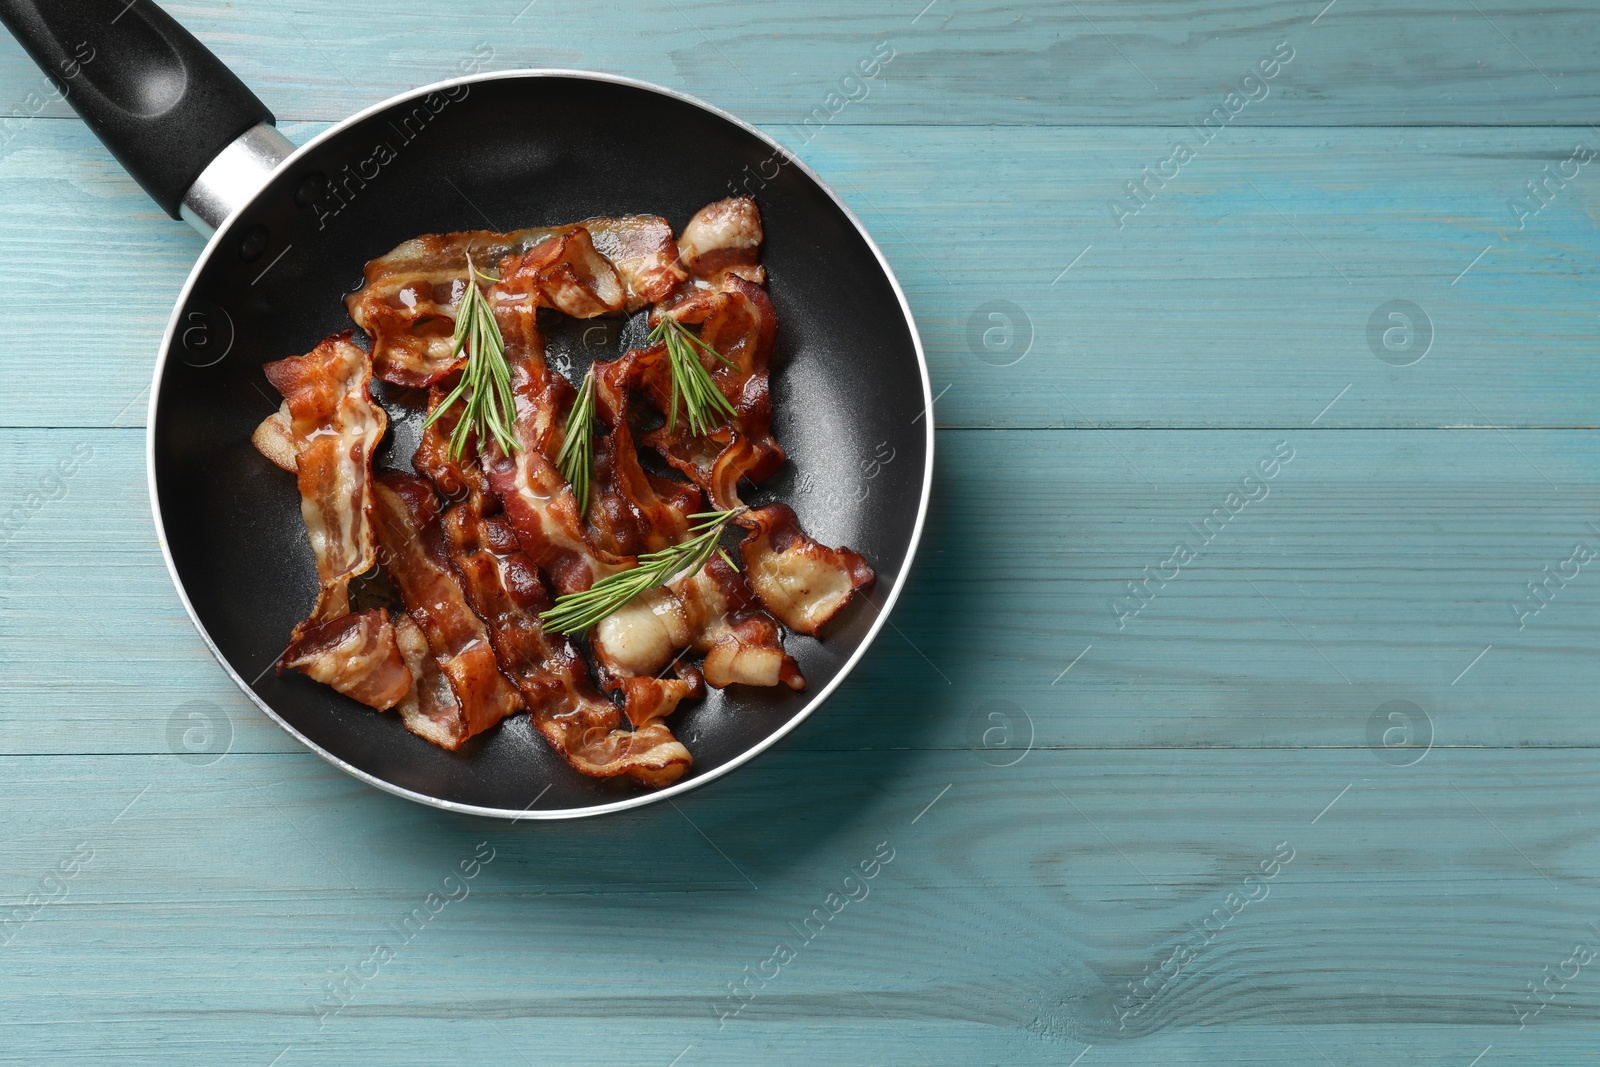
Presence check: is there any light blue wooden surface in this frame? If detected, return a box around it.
[3,2,1599,1064]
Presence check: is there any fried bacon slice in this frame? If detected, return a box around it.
[417,400,693,786]
[589,584,702,680]
[602,672,706,730]
[588,422,701,556]
[279,609,412,711]
[262,332,387,630]
[643,275,784,508]
[391,612,468,749]
[588,350,703,556]
[371,472,523,749]
[495,227,627,319]
[687,558,804,690]
[584,215,692,307]
[478,303,625,595]
[347,218,685,387]
[413,381,492,506]
[473,307,720,722]
[445,504,693,785]
[703,613,803,690]
[737,504,875,637]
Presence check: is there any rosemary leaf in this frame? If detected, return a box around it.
[539,508,743,635]
[555,365,597,515]
[648,314,737,437]
[420,254,521,460]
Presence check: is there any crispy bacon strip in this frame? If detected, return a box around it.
[372,473,523,749]
[391,612,468,749]
[602,672,706,730]
[585,215,692,307]
[347,218,685,386]
[445,503,694,785]
[262,332,387,630]
[413,380,494,507]
[704,614,803,691]
[686,559,804,691]
[643,276,784,508]
[495,227,627,318]
[417,404,693,785]
[587,424,699,556]
[588,350,703,556]
[737,504,875,637]
[411,379,488,502]
[589,585,699,680]
[279,609,413,711]
[478,304,624,594]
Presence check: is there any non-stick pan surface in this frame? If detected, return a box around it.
[150,72,933,818]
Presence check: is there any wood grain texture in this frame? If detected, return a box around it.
[0,748,1597,1065]
[0,0,1594,126]
[0,0,1596,1063]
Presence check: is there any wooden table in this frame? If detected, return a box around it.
[3,2,1596,1063]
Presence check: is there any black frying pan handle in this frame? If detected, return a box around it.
[0,0,274,219]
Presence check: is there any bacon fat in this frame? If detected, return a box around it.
[737,504,875,637]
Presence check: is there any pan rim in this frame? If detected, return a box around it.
[145,67,935,820]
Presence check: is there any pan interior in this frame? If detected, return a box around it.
[151,75,929,815]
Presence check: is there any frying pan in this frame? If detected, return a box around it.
[0,0,932,818]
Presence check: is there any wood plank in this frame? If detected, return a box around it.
[3,121,1599,430]
[813,124,1600,431]
[0,1,1595,126]
[5,1,1592,1063]
[0,747,1596,1063]
[5,426,1597,754]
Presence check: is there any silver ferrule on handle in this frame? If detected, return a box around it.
[178,123,296,237]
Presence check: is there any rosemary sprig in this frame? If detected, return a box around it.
[421,256,519,460]
[554,365,597,515]
[648,313,737,436]
[539,508,743,634]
